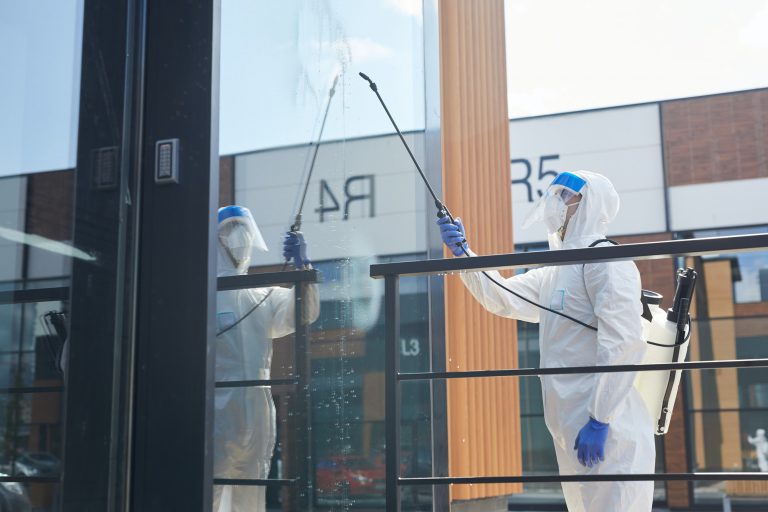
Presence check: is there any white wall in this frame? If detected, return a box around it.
[669,177,768,231]
[233,103,674,266]
[510,104,667,244]
[235,132,428,264]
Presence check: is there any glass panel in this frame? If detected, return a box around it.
[0,388,63,511]
[690,411,768,504]
[0,3,84,509]
[687,323,768,501]
[216,1,425,509]
[693,227,768,305]
[1,1,135,508]
[682,229,768,504]
[0,301,66,485]
[0,481,61,512]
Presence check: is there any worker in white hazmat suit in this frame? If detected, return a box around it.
[214,205,319,512]
[436,171,655,511]
[748,428,768,472]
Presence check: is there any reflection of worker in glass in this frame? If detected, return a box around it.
[437,172,654,511]
[748,428,768,472]
[214,205,319,512]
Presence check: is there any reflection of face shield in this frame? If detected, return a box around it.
[522,172,586,235]
[217,206,268,270]
[219,222,254,268]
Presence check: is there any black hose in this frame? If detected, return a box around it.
[360,71,596,331]
[219,77,342,336]
[292,74,340,232]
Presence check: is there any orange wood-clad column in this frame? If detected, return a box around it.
[439,0,522,502]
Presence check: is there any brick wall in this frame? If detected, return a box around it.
[24,155,234,242]
[219,155,234,207]
[662,89,768,186]
[613,233,676,303]
[26,170,75,240]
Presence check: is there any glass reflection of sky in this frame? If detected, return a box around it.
[220,0,425,156]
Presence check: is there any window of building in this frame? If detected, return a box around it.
[693,226,768,304]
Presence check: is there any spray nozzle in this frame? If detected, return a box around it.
[290,213,302,233]
[359,72,377,92]
[329,74,340,98]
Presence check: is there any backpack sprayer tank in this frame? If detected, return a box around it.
[635,267,697,435]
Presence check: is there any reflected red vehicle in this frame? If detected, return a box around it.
[315,455,386,498]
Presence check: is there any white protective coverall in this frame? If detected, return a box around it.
[214,227,319,512]
[748,428,768,472]
[460,171,655,511]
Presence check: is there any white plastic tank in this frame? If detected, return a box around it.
[634,290,689,435]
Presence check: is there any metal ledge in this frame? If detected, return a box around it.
[217,269,321,290]
[213,478,296,486]
[370,233,768,278]
[215,378,298,388]
[397,358,768,381]
[398,472,768,486]
[0,270,321,304]
[0,287,69,305]
[0,385,64,395]
[0,476,60,484]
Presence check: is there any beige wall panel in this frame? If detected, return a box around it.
[439,0,521,502]
[703,261,742,469]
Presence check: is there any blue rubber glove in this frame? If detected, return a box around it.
[283,231,310,268]
[574,417,609,467]
[436,216,468,256]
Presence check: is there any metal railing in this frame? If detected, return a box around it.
[369,233,768,511]
[0,269,321,509]
[213,268,320,511]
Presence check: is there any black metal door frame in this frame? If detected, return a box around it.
[63,0,220,510]
[130,0,220,511]
[63,0,143,510]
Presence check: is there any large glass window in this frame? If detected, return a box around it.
[694,227,768,304]
[0,2,84,509]
[684,226,768,504]
[214,1,426,509]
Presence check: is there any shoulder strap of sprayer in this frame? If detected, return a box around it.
[588,238,619,248]
[580,239,620,330]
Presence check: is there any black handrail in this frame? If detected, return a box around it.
[370,233,768,278]
[397,358,768,381]
[374,234,768,511]
[399,472,768,486]
[0,269,319,507]
[0,385,64,394]
[217,269,320,290]
[0,286,69,304]
[0,269,321,304]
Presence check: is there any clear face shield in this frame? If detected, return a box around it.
[217,206,268,270]
[522,172,586,237]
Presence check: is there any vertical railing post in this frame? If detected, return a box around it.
[385,274,401,511]
[294,280,313,511]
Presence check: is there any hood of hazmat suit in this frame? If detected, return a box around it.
[459,172,654,512]
[214,205,319,512]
